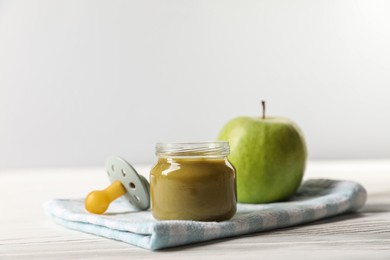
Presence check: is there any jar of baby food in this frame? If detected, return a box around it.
[150,142,237,221]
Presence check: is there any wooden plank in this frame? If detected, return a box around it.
[1,161,390,259]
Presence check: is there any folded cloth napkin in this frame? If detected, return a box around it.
[44,179,366,250]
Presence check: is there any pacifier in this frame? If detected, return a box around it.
[85,156,150,214]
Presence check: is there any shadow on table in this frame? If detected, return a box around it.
[361,203,390,213]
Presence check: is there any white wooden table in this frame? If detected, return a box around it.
[1,160,390,259]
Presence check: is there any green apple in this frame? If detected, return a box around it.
[217,101,307,203]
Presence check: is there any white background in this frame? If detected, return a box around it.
[1,0,389,168]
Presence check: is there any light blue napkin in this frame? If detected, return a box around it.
[44,179,366,250]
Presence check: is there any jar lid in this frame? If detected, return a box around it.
[156,141,230,157]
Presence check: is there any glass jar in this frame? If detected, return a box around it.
[150,142,237,221]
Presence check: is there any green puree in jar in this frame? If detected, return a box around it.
[150,156,237,221]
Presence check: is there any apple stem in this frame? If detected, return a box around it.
[261,100,266,119]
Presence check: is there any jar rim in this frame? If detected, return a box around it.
[156,141,230,157]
